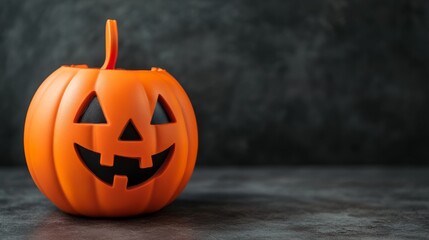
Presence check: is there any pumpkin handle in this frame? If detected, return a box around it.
[101,19,118,70]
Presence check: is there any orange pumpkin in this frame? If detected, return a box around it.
[24,20,198,217]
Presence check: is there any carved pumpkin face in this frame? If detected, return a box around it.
[24,20,198,217]
[74,91,175,188]
[70,75,180,189]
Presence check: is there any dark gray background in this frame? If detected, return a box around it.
[1,0,429,166]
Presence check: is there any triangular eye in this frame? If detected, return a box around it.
[151,96,174,124]
[75,93,107,124]
[119,119,142,141]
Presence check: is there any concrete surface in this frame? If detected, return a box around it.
[1,167,429,239]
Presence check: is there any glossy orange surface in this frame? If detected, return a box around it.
[24,20,198,217]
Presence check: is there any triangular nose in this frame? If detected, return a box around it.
[119,119,142,141]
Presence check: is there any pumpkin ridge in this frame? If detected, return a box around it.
[162,75,198,202]
[28,68,81,214]
[24,68,65,198]
[90,70,104,215]
[148,77,189,208]
[51,69,81,214]
[135,79,157,213]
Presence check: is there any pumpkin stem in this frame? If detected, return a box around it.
[101,19,118,70]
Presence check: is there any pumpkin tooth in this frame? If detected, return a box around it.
[99,154,114,167]
[139,157,153,169]
[112,175,128,189]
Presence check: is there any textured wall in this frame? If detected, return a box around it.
[1,0,429,165]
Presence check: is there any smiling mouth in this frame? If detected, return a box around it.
[74,143,174,188]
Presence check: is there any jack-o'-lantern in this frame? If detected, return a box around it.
[24,20,198,217]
